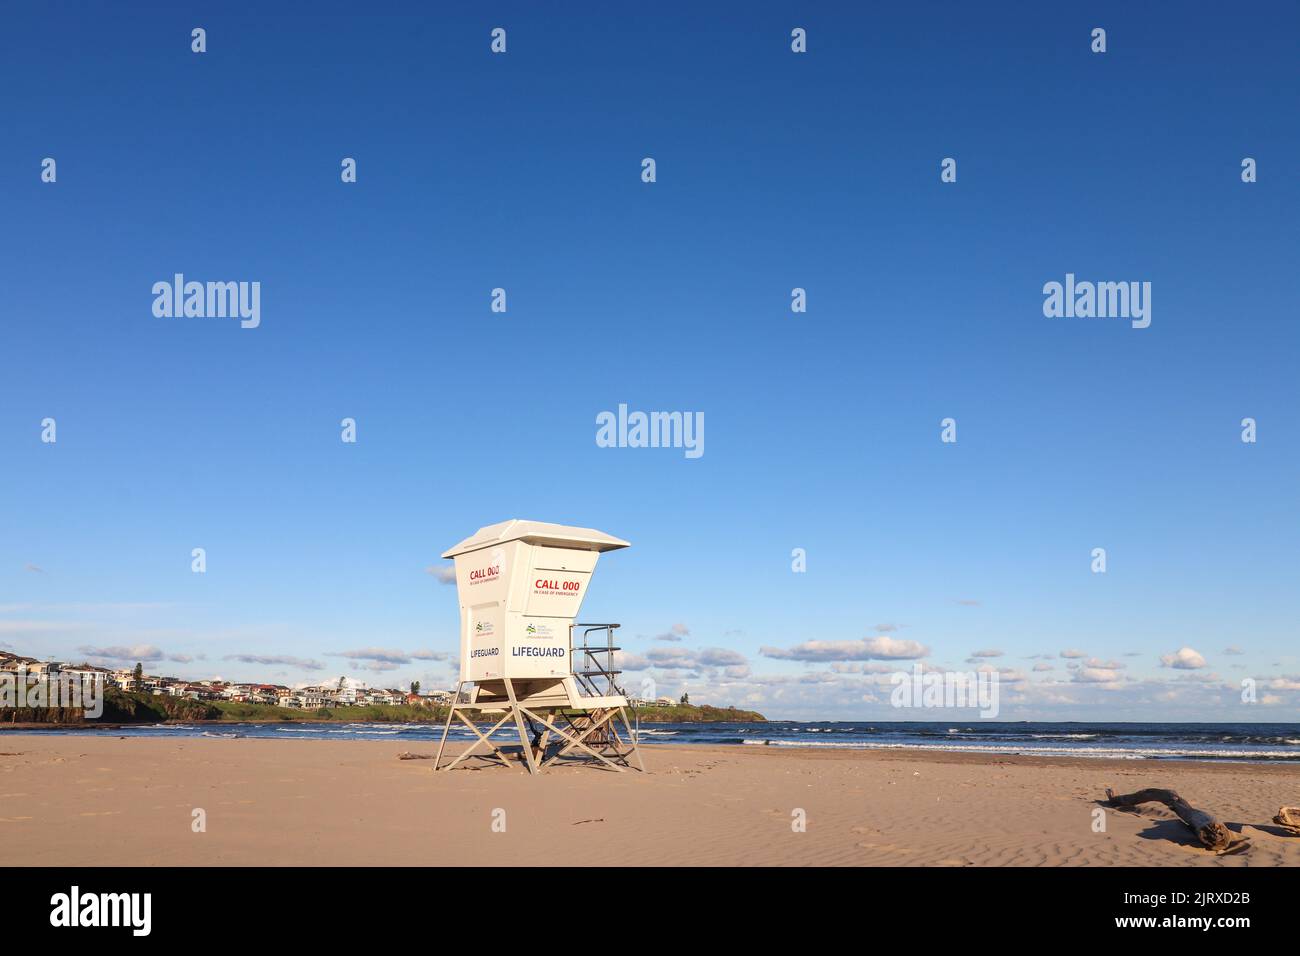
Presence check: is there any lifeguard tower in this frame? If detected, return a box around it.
[433,519,644,775]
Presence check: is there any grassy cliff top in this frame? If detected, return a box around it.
[631,704,764,723]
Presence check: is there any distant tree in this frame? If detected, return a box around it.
[133,663,144,683]
[411,680,421,695]
[680,692,690,706]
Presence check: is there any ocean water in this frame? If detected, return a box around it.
[16,720,1300,762]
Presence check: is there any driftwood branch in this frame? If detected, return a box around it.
[1104,788,1232,851]
[1274,806,1300,833]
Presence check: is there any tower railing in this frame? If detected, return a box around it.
[569,623,624,698]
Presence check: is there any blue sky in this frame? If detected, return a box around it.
[3,2,1298,720]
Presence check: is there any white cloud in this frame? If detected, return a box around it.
[654,622,690,642]
[1159,647,1207,670]
[697,647,746,667]
[223,654,324,671]
[77,643,166,662]
[829,661,904,674]
[761,636,929,662]
[1072,667,1124,684]
[424,566,456,584]
[643,646,697,670]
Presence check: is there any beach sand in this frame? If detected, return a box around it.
[2,736,1298,866]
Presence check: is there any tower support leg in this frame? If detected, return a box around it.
[433,681,463,771]
[504,678,540,775]
[618,707,646,772]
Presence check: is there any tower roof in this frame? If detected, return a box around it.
[441,519,629,558]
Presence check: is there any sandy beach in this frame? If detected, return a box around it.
[3,736,1298,866]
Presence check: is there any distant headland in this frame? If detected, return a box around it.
[2,686,765,728]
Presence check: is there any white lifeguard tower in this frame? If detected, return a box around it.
[433,519,644,775]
